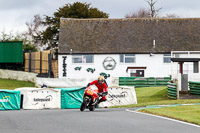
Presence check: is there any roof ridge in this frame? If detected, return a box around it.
[60,18,200,21]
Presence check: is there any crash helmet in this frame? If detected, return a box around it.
[98,76,105,85]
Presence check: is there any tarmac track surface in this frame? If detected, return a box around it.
[0,108,200,133]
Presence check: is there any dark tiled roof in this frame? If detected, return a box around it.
[58,18,200,54]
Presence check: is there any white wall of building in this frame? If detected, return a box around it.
[135,54,171,77]
[171,62,194,75]
[58,54,171,86]
[172,61,200,82]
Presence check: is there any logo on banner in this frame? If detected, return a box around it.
[33,95,53,105]
[108,90,128,104]
[0,96,11,107]
[0,96,11,102]
[68,97,76,105]
[108,91,128,99]
[62,56,67,77]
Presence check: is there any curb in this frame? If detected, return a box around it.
[134,103,200,111]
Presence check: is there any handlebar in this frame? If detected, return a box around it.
[97,92,108,97]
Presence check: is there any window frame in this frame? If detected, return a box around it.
[163,54,171,63]
[120,54,136,63]
[72,54,94,64]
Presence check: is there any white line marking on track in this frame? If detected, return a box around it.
[126,109,200,128]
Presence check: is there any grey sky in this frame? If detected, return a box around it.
[1,0,200,33]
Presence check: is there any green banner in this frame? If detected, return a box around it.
[0,90,21,110]
[55,87,85,109]
[0,41,23,63]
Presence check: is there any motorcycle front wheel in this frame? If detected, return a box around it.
[80,98,87,111]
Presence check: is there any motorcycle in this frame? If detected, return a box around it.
[80,86,106,111]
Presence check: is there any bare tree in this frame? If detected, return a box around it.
[125,0,180,19]
[125,8,151,18]
[163,13,180,18]
[26,15,43,37]
[145,0,162,18]
[24,14,44,48]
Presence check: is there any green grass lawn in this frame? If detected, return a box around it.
[113,86,200,108]
[0,78,35,90]
[113,86,200,125]
[140,105,200,125]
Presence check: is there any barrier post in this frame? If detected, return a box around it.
[29,50,31,72]
[40,51,42,74]
[48,53,51,78]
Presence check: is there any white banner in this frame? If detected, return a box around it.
[15,87,61,109]
[99,86,137,107]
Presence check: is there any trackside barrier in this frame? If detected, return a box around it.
[167,82,177,99]
[119,77,171,88]
[3,86,137,110]
[15,87,61,109]
[56,86,138,109]
[99,86,137,107]
[188,81,200,95]
[55,87,85,109]
[0,89,21,110]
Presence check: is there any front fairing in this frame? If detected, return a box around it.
[84,86,99,100]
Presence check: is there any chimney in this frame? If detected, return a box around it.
[153,40,156,48]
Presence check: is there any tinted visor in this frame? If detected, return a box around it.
[98,80,103,84]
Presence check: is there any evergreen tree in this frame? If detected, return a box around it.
[35,2,109,49]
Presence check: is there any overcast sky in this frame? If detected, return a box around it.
[1,0,200,33]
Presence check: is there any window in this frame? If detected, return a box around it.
[120,54,135,63]
[72,55,94,63]
[130,70,136,77]
[72,55,82,63]
[163,54,171,63]
[84,55,93,63]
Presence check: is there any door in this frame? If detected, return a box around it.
[136,70,144,77]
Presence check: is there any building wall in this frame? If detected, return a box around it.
[58,54,171,86]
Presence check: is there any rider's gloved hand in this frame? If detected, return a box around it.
[97,93,103,97]
[87,83,90,87]
[102,92,108,96]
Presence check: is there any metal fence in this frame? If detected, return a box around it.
[188,81,200,95]
[25,51,58,78]
[119,77,171,88]
[167,82,177,99]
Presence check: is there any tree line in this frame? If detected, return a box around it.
[0,0,179,52]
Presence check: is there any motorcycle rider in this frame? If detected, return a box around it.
[87,76,108,105]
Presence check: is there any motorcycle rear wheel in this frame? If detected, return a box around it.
[89,105,95,111]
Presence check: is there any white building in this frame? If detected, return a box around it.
[58,18,200,86]
[58,54,171,85]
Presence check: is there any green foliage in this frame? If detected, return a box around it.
[37,2,109,48]
[23,44,38,52]
[53,2,108,18]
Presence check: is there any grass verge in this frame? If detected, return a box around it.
[140,105,200,125]
[0,78,35,90]
[112,86,200,108]
[112,86,200,125]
